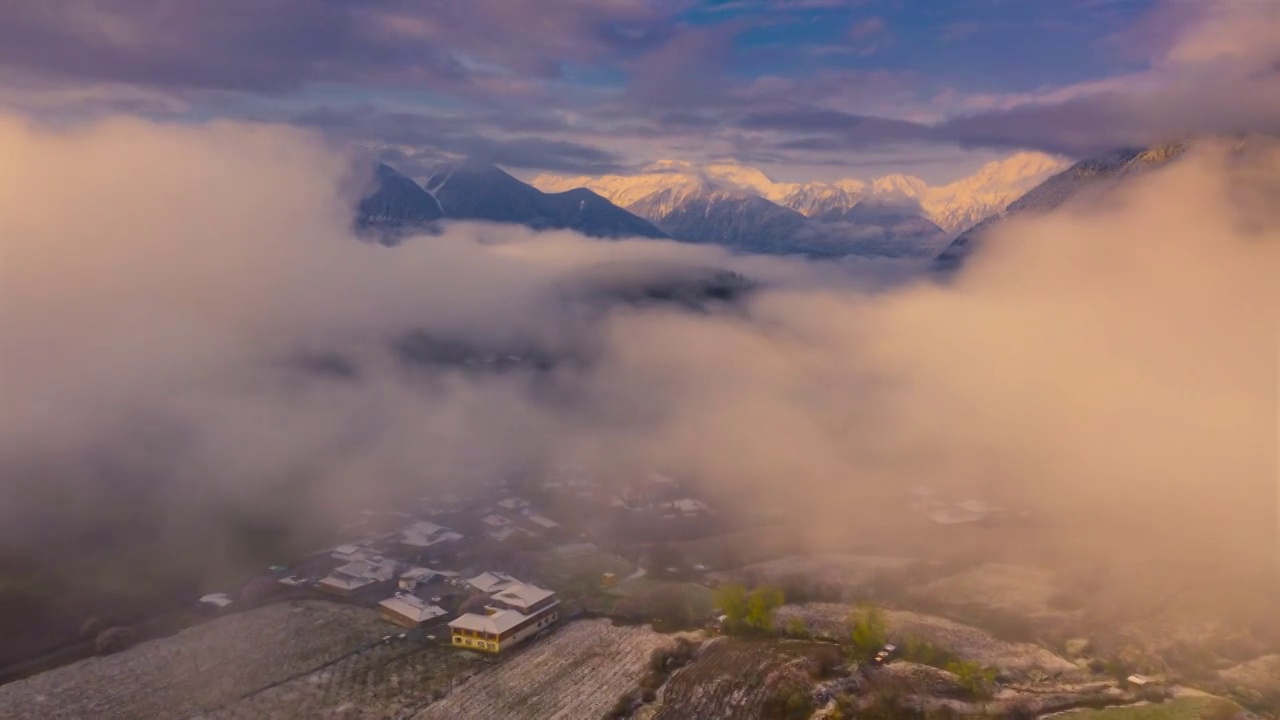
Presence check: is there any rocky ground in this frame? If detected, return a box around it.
[777,602,1080,677]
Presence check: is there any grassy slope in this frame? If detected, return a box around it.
[1068,697,1240,719]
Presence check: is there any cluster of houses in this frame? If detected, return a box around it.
[479,496,562,542]
[262,509,563,654]
[611,472,716,518]
[201,467,726,653]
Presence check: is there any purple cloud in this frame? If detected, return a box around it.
[0,0,680,94]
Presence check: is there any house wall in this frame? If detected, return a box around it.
[449,606,559,653]
[379,607,420,629]
[317,581,358,596]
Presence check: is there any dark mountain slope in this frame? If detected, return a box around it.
[424,161,668,239]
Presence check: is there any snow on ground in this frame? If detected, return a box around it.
[415,619,673,720]
[778,602,1078,676]
[0,601,387,720]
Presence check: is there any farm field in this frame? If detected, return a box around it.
[0,601,387,720]
[205,639,485,719]
[606,578,716,627]
[416,619,672,720]
[649,637,836,720]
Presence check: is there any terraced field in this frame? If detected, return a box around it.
[0,601,386,720]
[204,640,485,719]
[650,638,834,720]
[417,619,671,719]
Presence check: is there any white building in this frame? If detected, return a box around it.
[497,497,531,511]
[379,593,448,628]
[400,520,464,549]
[330,544,364,561]
[671,498,714,516]
[198,593,234,609]
[318,557,400,596]
[466,571,520,594]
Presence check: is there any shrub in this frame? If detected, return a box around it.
[606,693,634,719]
[809,645,847,679]
[1103,656,1130,682]
[900,636,958,669]
[762,684,813,720]
[849,603,888,655]
[672,637,699,662]
[648,647,671,672]
[946,660,996,700]
[639,671,665,691]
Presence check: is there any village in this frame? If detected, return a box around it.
[2,469,1277,720]
[193,467,734,655]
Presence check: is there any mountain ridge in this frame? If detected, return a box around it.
[931,142,1195,272]
[357,161,667,241]
[532,151,1068,234]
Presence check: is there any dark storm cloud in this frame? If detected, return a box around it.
[294,105,630,175]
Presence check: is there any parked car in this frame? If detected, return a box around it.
[872,643,898,666]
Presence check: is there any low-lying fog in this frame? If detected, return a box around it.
[1,114,1276,586]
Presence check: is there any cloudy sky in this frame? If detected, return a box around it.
[1,1,1278,182]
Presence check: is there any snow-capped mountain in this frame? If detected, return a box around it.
[533,152,1067,237]
[627,183,815,255]
[920,152,1070,233]
[357,151,1064,260]
[533,161,961,258]
[932,143,1193,272]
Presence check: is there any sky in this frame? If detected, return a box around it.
[1,0,1277,184]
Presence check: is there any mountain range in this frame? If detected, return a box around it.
[534,152,1066,235]
[357,151,1067,259]
[357,161,667,243]
[932,143,1193,271]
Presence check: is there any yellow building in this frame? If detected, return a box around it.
[449,582,559,653]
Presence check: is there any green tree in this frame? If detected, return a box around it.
[849,602,888,654]
[713,583,749,632]
[746,586,785,632]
